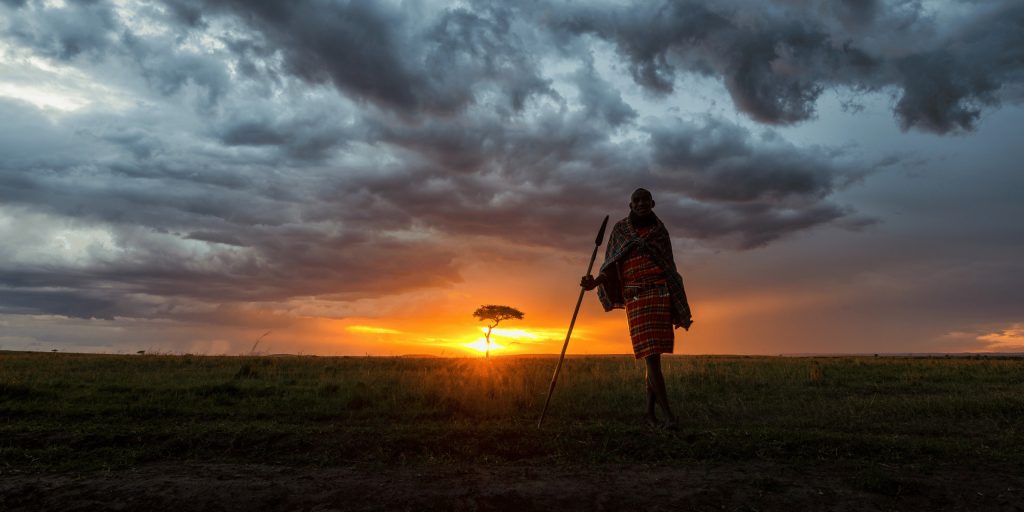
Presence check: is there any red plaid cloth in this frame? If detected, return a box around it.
[625,287,674,359]
[597,214,692,331]
[621,236,673,359]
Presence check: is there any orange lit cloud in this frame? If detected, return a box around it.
[977,324,1024,351]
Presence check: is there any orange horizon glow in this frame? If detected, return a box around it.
[73,245,1014,358]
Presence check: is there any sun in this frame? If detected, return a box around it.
[464,338,506,354]
[459,326,562,355]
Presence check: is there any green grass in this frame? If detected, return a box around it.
[1,351,1022,472]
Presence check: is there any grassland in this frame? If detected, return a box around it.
[2,351,1022,473]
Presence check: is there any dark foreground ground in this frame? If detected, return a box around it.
[3,462,1022,511]
[2,352,1023,510]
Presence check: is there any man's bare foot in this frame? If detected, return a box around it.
[661,418,678,431]
[645,414,659,427]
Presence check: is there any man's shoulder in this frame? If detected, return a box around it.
[612,217,630,231]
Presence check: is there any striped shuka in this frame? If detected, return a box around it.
[595,214,693,358]
[621,243,674,358]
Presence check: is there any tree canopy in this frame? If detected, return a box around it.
[472,305,524,325]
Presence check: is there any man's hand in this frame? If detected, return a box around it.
[580,274,604,291]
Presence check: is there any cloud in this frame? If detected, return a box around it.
[572,63,637,126]
[120,31,231,108]
[890,3,1024,133]
[2,0,120,61]
[0,99,464,321]
[336,107,869,250]
[0,0,1016,331]
[159,0,554,117]
[647,117,853,202]
[213,98,355,160]
[0,288,118,320]
[542,0,1024,133]
[976,324,1024,352]
[0,82,863,321]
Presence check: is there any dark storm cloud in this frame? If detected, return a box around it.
[642,116,875,248]
[573,64,637,126]
[668,200,854,249]
[162,0,554,117]
[647,117,853,202]
[2,0,120,60]
[0,288,118,320]
[214,107,353,160]
[542,1,870,124]
[1,1,234,108]
[0,100,461,321]
[541,0,1024,133]
[326,109,866,251]
[0,225,460,306]
[890,4,1024,133]
[120,31,231,108]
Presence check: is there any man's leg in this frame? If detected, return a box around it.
[645,354,676,427]
[645,374,657,424]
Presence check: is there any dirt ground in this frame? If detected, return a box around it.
[2,462,1022,511]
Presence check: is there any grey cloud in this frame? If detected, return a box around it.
[163,0,554,117]
[832,0,880,30]
[215,109,352,160]
[572,64,637,126]
[647,117,852,202]
[542,0,1024,133]
[0,288,118,320]
[222,37,281,85]
[162,0,205,28]
[0,104,463,320]
[338,109,864,251]
[216,0,423,111]
[2,0,119,60]
[549,1,729,95]
[0,99,89,167]
[641,115,869,249]
[97,128,164,160]
[120,31,231,108]
[0,221,462,321]
[890,3,1024,134]
[668,200,850,249]
[545,1,842,123]
[1,1,233,107]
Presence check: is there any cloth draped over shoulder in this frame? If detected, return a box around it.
[597,215,693,330]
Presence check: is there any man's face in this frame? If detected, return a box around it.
[629,191,655,217]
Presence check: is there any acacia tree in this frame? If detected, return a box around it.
[472,305,524,359]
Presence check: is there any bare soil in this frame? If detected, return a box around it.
[2,462,1021,511]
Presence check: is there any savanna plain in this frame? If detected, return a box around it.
[2,351,1022,511]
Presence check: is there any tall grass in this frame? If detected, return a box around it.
[1,352,1022,470]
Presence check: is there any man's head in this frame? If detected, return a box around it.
[629,188,655,217]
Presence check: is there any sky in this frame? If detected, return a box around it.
[0,0,1022,356]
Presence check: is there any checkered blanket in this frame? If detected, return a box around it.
[596,214,693,330]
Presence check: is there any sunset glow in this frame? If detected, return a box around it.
[464,338,505,354]
[976,325,1024,352]
[345,325,403,335]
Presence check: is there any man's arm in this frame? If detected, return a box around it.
[580,271,608,291]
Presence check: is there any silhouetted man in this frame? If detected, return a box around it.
[582,188,693,428]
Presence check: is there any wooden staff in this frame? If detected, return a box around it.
[538,214,609,428]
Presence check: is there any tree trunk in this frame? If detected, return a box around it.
[485,325,493,359]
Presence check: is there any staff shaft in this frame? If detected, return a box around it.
[538,215,608,428]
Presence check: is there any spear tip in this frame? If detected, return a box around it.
[594,215,610,246]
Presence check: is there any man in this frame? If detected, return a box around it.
[581,188,693,428]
